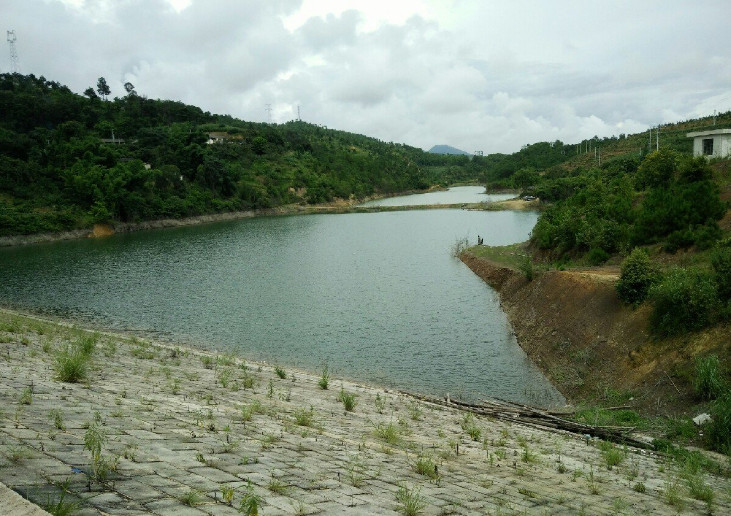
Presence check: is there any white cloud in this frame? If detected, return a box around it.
[6,0,731,153]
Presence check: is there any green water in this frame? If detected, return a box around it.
[0,205,564,406]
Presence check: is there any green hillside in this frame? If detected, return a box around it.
[0,73,480,237]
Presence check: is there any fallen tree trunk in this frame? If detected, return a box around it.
[401,391,654,450]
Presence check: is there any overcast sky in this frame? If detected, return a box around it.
[4,0,731,153]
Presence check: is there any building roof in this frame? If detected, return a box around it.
[687,128,731,138]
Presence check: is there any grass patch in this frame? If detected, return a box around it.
[374,422,400,444]
[414,455,439,479]
[338,388,357,411]
[395,484,426,516]
[54,346,89,383]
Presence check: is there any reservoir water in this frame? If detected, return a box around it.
[0,188,564,406]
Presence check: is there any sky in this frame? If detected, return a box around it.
[4,0,731,154]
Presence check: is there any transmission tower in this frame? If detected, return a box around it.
[7,30,20,73]
[265,103,272,123]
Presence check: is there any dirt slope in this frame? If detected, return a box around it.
[461,252,730,416]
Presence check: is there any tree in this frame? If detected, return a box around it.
[83,87,98,100]
[96,77,111,101]
[615,248,661,306]
[123,82,136,96]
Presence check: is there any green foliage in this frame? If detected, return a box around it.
[649,268,720,336]
[338,388,357,411]
[318,364,329,390]
[694,355,726,401]
[54,345,90,383]
[707,392,731,455]
[615,248,661,306]
[586,247,609,266]
[395,484,427,516]
[711,241,731,302]
[0,73,452,237]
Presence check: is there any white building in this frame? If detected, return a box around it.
[687,128,731,159]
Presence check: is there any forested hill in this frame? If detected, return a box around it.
[0,73,483,237]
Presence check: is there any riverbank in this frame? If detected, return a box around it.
[0,193,529,248]
[460,248,731,418]
[2,309,728,515]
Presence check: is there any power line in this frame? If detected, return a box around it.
[7,30,20,73]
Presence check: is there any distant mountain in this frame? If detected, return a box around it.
[428,144,471,155]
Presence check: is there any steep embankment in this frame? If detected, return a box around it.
[461,252,730,416]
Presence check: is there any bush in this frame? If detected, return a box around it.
[707,392,731,455]
[615,248,661,306]
[693,355,726,401]
[711,242,731,302]
[586,247,609,266]
[649,268,720,336]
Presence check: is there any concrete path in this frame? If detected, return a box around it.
[0,310,728,515]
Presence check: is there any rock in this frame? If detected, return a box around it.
[693,413,712,426]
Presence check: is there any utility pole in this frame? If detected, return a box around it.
[7,30,19,73]
[297,105,301,121]
[265,104,272,123]
[656,126,659,151]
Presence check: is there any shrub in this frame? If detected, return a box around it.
[694,355,726,401]
[711,242,731,302]
[707,392,731,455]
[586,247,609,266]
[615,248,661,306]
[649,268,719,336]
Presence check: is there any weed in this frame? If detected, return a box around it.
[77,333,99,355]
[686,472,714,508]
[19,385,33,405]
[267,474,287,494]
[221,485,235,505]
[694,354,726,400]
[131,340,156,359]
[294,406,315,427]
[375,422,400,444]
[267,379,274,398]
[318,364,329,389]
[663,477,684,509]
[339,388,357,411]
[238,482,262,515]
[274,365,287,379]
[521,445,538,464]
[180,489,203,507]
[49,409,65,430]
[408,402,423,421]
[84,422,113,482]
[54,346,89,383]
[169,377,180,395]
[346,454,367,487]
[587,465,600,495]
[633,482,646,493]
[598,441,626,469]
[414,455,439,479]
[395,484,426,516]
[8,445,30,463]
[217,367,233,388]
[241,400,263,422]
[201,355,214,369]
[375,392,386,413]
[42,483,80,516]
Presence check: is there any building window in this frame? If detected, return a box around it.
[703,138,714,155]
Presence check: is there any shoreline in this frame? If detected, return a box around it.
[1,308,728,515]
[0,194,529,248]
